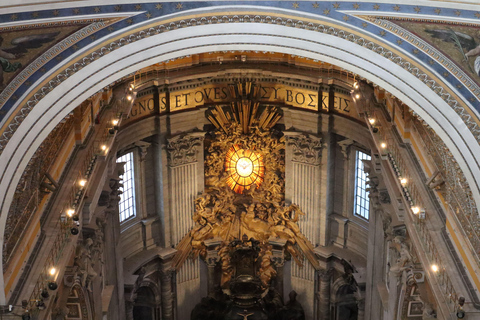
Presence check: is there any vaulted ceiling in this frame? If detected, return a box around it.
[1,0,480,304]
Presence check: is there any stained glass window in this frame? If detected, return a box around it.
[225,145,264,194]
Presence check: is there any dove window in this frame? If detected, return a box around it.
[117,152,136,222]
[225,145,265,194]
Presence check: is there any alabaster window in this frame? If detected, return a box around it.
[117,152,136,222]
[354,150,371,220]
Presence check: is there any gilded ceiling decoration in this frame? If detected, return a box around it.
[173,81,319,292]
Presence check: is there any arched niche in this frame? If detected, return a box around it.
[0,7,479,303]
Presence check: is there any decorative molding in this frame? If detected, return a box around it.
[286,133,322,165]
[166,133,204,166]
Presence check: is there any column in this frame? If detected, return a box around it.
[284,132,322,320]
[159,255,175,320]
[317,270,332,320]
[167,132,205,319]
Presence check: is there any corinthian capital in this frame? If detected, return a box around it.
[285,132,322,165]
[167,132,205,166]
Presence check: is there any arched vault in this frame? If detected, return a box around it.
[1,5,480,303]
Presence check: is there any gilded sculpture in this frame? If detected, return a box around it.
[173,81,319,292]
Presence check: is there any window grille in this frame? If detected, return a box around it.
[117,152,136,222]
[354,150,371,220]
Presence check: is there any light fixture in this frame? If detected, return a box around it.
[41,289,49,299]
[101,145,107,151]
[355,94,360,99]
[47,281,58,291]
[411,206,420,214]
[49,267,56,276]
[112,119,119,126]
[127,95,132,101]
[400,178,407,185]
[67,209,75,217]
[380,142,387,149]
[368,118,376,125]
[431,264,439,272]
[353,81,359,89]
[79,179,87,187]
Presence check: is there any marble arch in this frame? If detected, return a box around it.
[1,6,480,305]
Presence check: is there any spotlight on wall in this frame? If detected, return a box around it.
[400,178,407,185]
[353,81,359,89]
[41,289,49,299]
[411,206,420,214]
[79,179,87,188]
[112,119,119,130]
[431,264,439,272]
[101,145,107,151]
[368,118,376,125]
[47,281,58,291]
[380,142,387,149]
[127,95,132,101]
[67,209,75,217]
[355,94,360,99]
[49,267,56,276]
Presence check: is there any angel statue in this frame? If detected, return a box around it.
[0,32,60,90]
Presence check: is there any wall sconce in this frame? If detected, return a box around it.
[47,267,58,290]
[112,119,119,130]
[66,209,75,217]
